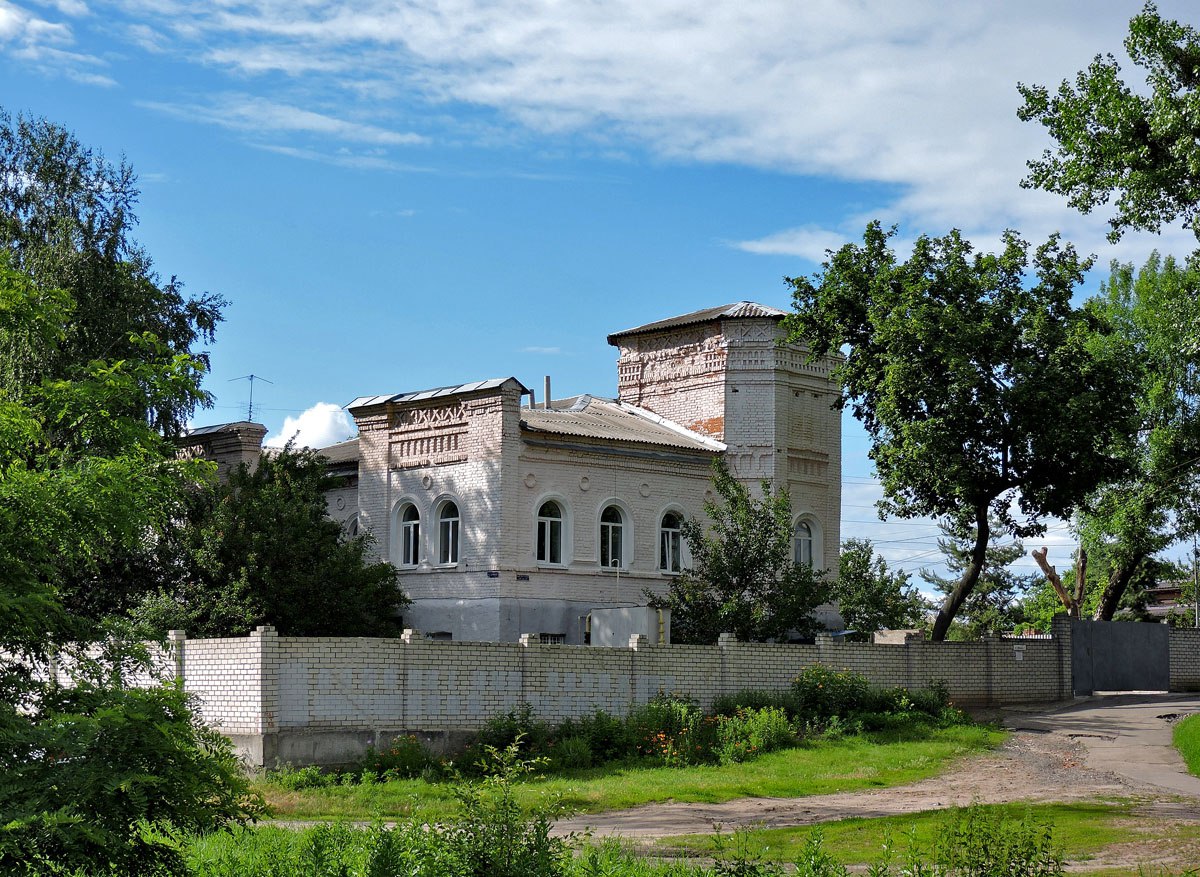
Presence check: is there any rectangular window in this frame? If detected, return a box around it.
[439,518,459,564]
[539,632,565,645]
[600,524,623,568]
[402,522,419,566]
[660,529,681,573]
[537,519,562,564]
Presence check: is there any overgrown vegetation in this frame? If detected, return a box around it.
[188,795,1082,877]
[264,667,965,804]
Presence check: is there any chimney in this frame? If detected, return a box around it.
[544,375,552,410]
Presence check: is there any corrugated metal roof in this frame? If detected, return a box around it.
[607,301,788,344]
[346,377,529,412]
[316,437,359,465]
[183,421,263,437]
[521,396,724,452]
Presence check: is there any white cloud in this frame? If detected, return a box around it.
[139,94,427,146]
[521,345,561,354]
[265,402,356,449]
[0,0,111,83]
[733,226,855,261]
[97,0,1200,261]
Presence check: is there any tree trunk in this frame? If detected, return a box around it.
[1031,546,1075,616]
[930,507,989,641]
[1074,546,1088,615]
[1093,552,1145,620]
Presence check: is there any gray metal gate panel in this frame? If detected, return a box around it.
[1070,619,1169,695]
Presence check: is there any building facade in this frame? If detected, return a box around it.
[186,302,842,644]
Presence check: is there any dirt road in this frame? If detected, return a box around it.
[554,694,1200,840]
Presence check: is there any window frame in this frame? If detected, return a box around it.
[536,499,565,566]
[436,499,461,566]
[599,502,627,570]
[395,501,422,568]
[658,510,684,574]
[794,518,815,568]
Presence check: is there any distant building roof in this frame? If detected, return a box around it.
[347,377,530,412]
[181,420,265,439]
[521,396,725,453]
[607,301,788,345]
[316,437,359,466]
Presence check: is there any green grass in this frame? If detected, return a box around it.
[656,800,1133,864]
[1174,713,1200,777]
[260,723,1003,821]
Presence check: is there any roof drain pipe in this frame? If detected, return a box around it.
[544,376,552,410]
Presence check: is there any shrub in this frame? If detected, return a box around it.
[549,735,594,771]
[711,688,799,718]
[476,704,553,755]
[930,806,1063,876]
[569,709,633,763]
[459,704,554,775]
[714,707,795,765]
[792,666,871,722]
[628,694,714,766]
[449,741,570,877]
[361,734,432,780]
[270,764,334,790]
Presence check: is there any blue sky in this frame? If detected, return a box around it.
[4,0,1196,582]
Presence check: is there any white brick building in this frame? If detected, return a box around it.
[329,301,843,644]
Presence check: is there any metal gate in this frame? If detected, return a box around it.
[1071,619,1169,695]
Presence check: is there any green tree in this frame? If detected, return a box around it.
[1022,542,1179,630]
[784,223,1137,640]
[133,445,409,638]
[920,518,1037,640]
[1077,254,1200,619]
[832,538,927,640]
[650,459,827,644]
[0,257,261,875]
[0,108,223,434]
[1018,3,1200,243]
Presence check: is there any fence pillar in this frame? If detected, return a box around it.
[167,629,186,680]
[249,625,279,736]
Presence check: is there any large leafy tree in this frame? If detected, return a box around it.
[1078,253,1200,619]
[1018,3,1200,243]
[920,517,1036,640]
[132,446,409,638]
[784,223,1137,640]
[832,538,927,640]
[650,459,827,644]
[0,108,223,434]
[0,257,260,875]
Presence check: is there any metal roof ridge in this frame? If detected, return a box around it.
[614,401,727,451]
[346,376,529,410]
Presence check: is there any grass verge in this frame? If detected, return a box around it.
[259,723,1003,821]
[1174,713,1200,777]
[656,800,1132,863]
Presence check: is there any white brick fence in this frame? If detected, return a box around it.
[159,617,1200,768]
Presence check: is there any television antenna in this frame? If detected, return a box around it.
[229,374,273,421]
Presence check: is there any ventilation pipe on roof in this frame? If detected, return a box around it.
[544,376,552,410]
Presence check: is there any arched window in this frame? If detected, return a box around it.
[438,501,460,565]
[345,514,360,539]
[600,505,624,569]
[659,511,683,573]
[537,501,563,564]
[794,520,814,567]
